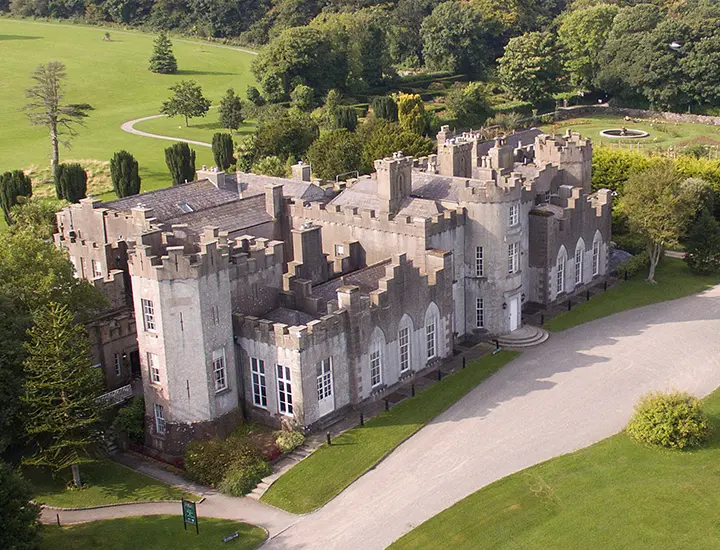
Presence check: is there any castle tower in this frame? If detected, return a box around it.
[375,152,413,215]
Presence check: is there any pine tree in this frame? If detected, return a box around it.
[22,303,105,487]
[371,96,398,122]
[165,142,196,186]
[149,31,178,74]
[0,170,33,225]
[218,88,245,132]
[212,133,235,171]
[110,150,142,198]
[57,163,87,203]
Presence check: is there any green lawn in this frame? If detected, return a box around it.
[261,351,519,514]
[132,109,257,145]
[42,515,266,550]
[542,113,720,151]
[545,258,720,332]
[0,18,257,197]
[391,387,720,550]
[25,460,198,508]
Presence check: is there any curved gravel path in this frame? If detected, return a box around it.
[120,114,212,148]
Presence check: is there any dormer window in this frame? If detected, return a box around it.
[177,201,193,214]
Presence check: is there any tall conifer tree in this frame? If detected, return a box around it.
[149,31,178,74]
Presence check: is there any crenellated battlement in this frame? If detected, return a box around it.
[290,199,464,237]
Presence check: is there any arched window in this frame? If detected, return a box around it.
[575,239,585,286]
[369,327,385,388]
[397,314,413,373]
[556,246,566,295]
[424,303,440,361]
[592,231,603,276]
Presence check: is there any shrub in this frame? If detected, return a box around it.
[112,397,145,445]
[276,431,305,454]
[485,112,524,132]
[216,456,271,496]
[627,391,711,449]
[184,438,264,487]
[616,250,649,278]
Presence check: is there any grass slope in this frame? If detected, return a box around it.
[132,109,257,145]
[0,19,256,195]
[545,258,720,332]
[391,387,720,550]
[25,460,198,508]
[42,516,266,550]
[261,351,519,514]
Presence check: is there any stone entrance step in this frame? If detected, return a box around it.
[496,325,549,349]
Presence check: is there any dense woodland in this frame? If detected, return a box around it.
[4,0,720,113]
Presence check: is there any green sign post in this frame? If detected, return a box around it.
[182,499,199,534]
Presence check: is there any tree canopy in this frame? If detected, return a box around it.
[161,80,211,126]
[148,30,178,74]
[498,32,563,103]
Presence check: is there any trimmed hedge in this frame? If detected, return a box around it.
[627,391,711,449]
[184,437,264,488]
[617,251,649,278]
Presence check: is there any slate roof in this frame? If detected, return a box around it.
[163,195,272,236]
[410,172,470,202]
[312,260,392,303]
[236,173,327,202]
[474,128,544,157]
[264,307,318,326]
[102,179,241,222]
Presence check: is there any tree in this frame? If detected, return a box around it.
[371,96,398,122]
[420,1,499,75]
[359,119,434,174]
[218,88,244,132]
[251,26,347,101]
[0,461,41,550]
[148,30,178,74]
[620,164,701,282]
[291,84,315,112]
[685,208,720,274]
[444,82,491,127]
[110,151,141,198]
[332,106,357,132]
[396,93,426,135]
[246,86,266,107]
[212,133,235,171]
[23,62,92,193]
[160,80,211,126]
[252,110,319,163]
[57,163,87,203]
[0,170,33,225]
[498,32,563,103]
[22,302,105,487]
[307,129,362,181]
[164,142,196,185]
[251,156,288,177]
[8,198,60,240]
[557,4,619,89]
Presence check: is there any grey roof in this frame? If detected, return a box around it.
[532,203,565,219]
[475,128,544,157]
[236,172,327,202]
[102,179,240,221]
[265,307,318,326]
[163,195,272,235]
[410,172,469,202]
[313,260,391,303]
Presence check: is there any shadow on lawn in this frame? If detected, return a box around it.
[0,34,43,41]
[176,69,234,76]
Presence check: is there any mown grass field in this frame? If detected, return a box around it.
[131,109,257,146]
[391,386,720,550]
[261,351,518,514]
[43,516,266,550]
[0,18,257,196]
[25,460,198,508]
[545,258,720,332]
[543,113,720,151]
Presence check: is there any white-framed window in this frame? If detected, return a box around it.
[370,349,382,387]
[575,244,584,285]
[475,246,483,277]
[557,253,565,294]
[213,349,227,392]
[251,358,267,408]
[509,204,519,226]
[544,190,551,203]
[92,260,102,279]
[141,299,155,332]
[114,353,122,377]
[317,358,333,400]
[277,365,293,415]
[426,318,437,360]
[335,244,345,256]
[153,403,166,435]
[592,239,600,276]
[508,242,519,274]
[398,326,410,373]
[476,298,484,328]
[148,352,160,385]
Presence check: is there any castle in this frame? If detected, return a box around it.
[54,127,611,457]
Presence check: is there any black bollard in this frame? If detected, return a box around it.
[624,270,628,281]
[326,431,331,445]
[437,369,442,381]
[604,281,608,291]
[360,413,364,426]
[462,357,466,369]
[568,300,572,311]
[56,514,60,526]
[411,384,415,397]
[586,290,590,301]
[494,339,500,351]
[384,398,389,411]
[540,313,545,326]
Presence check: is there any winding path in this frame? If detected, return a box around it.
[120,114,212,148]
[44,286,720,549]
